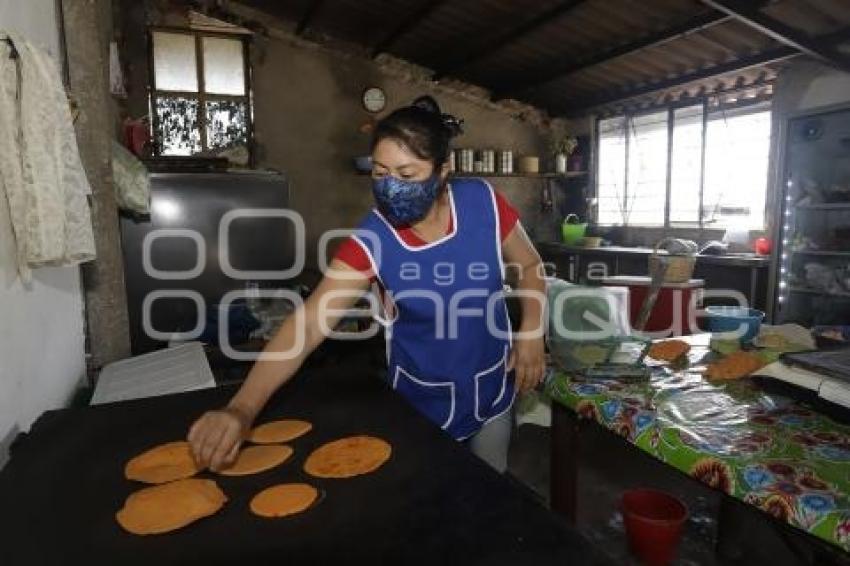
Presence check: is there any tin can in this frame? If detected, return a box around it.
[499,151,513,174]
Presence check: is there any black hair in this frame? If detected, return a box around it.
[371,95,463,168]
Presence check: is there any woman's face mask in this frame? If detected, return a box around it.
[372,173,441,226]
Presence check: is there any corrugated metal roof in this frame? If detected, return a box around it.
[236,0,850,116]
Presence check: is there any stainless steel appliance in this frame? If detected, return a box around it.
[120,170,293,354]
[772,103,850,326]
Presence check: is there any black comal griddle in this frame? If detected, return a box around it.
[0,367,599,566]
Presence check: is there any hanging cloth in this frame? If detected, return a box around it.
[0,32,96,280]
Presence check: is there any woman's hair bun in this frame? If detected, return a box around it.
[409,95,464,138]
[412,95,441,115]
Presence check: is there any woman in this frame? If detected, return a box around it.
[189,97,546,473]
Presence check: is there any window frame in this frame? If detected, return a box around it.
[594,97,771,230]
[147,26,254,160]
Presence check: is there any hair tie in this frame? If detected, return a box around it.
[441,114,464,137]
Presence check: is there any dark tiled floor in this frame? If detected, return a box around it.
[507,422,850,566]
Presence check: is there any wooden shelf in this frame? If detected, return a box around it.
[792,249,850,258]
[789,287,850,298]
[452,171,588,179]
[796,202,850,211]
[355,170,589,179]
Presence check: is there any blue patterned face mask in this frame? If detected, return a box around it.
[372,173,441,226]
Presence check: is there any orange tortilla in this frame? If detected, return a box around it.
[217,444,293,476]
[304,435,391,478]
[249,419,313,444]
[125,441,201,484]
[116,478,226,535]
[706,351,766,381]
[648,339,691,362]
[250,483,319,518]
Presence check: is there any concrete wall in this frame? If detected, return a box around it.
[0,0,87,461]
[249,28,555,273]
[115,2,563,277]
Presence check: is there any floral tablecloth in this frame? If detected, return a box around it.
[546,336,850,551]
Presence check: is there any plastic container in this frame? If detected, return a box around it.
[353,155,373,173]
[561,214,587,246]
[702,306,765,343]
[622,488,688,566]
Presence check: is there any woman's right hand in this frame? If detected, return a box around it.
[187,407,252,472]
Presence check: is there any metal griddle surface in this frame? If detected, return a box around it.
[0,367,597,566]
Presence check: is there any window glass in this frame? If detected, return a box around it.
[206,100,248,149]
[152,31,198,92]
[155,96,200,155]
[595,104,771,229]
[704,107,771,229]
[626,111,667,226]
[670,105,704,224]
[597,117,627,225]
[202,37,245,95]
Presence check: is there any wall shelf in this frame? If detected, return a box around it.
[796,202,850,211]
[357,171,589,179]
[792,250,850,258]
[789,287,850,298]
[452,171,588,179]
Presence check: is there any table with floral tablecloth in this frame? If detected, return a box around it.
[546,334,850,551]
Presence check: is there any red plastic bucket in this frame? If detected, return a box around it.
[622,488,688,566]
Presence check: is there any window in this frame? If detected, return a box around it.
[596,101,772,229]
[150,30,251,157]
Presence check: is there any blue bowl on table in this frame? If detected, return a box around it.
[702,306,765,343]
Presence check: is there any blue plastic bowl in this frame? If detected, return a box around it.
[702,307,765,343]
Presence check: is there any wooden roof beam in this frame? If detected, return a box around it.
[431,0,588,81]
[370,0,450,58]
[492,11,732,99]
[295,0,326,36]
[558,46,799,116]
[700,0,850,72]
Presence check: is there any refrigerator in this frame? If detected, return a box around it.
[120,170,295,354]
[772,104,850,327]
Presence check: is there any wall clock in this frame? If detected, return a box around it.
[362,86,387,113]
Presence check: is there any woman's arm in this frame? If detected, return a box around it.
[501,223,546,392]
[188,259,370,470]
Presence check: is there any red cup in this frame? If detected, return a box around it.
[622,488,688,566]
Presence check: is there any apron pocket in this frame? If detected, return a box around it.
[393,366,456,430]
[473,348,509,422]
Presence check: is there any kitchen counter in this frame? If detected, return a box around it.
[536,242,771,268]
[0,367,600,566]
[536,241,772,312]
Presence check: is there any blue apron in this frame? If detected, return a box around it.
[355,178,514,440]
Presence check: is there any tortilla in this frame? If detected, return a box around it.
[249,419,313,444]
[116,478,226,535]
[125,441,201,484]
[648,339,691,362]
[304,435,391,478]
[250,483,319,518]
[217,444,293,476]
[706,351,766,381]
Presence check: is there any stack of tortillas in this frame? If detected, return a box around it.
[117,479,227,535]
[117,418,392,534]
